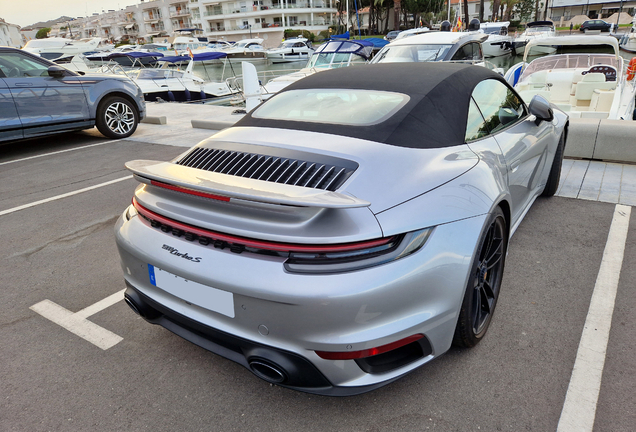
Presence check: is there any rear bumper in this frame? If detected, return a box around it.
[115,207,486,394]
[123,281,408,396]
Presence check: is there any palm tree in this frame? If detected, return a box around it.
[394,0,402,30]
[492,0,501,21]
[502,0,518,20]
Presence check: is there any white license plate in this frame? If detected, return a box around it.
[148,264,234,318]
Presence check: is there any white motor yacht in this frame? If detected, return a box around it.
[479,22,514,57]
[259,39,373,97]
[133,52,235,102]
[505,35,636,120]
[513,21,556,53]
[393,27,431,40]
[190,38,266,62]
[221,38,267,60]
[266,37,314,63]
[173,36,208,52]
[22,37,105,60]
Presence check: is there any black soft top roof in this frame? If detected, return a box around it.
[235,62,510,149]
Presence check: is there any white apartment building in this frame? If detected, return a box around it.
[46,0,339,48]
[0,18,23,48]
[548,0,636,22]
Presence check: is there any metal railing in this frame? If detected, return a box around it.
[170,9,191,17]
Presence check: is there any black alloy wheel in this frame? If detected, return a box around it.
[453,207,507,348]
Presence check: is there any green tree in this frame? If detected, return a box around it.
[514,0,534,22]
[35,27,51,39]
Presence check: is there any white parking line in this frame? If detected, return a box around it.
[0,141,117,166]
[0,175,133,217]
[30,289,126,350]
[557,204,632,432]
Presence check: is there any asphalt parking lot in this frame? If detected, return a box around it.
[1,130,635,432]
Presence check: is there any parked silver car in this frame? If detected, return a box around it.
[0,47,145,143]
[115,63,568,395]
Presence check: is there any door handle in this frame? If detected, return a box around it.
[15,83,33,87]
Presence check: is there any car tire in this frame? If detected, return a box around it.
[95,96,139,139]
[540,132,565,197]
[453,207,507,348]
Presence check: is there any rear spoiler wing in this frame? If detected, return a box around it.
[125,160,370,209]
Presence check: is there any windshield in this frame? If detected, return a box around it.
[306,52,366,69]
[526,26,553,35]
[371,44,454,63]
[519,54,619,82]
[526,44,616,59]
[253,89,410,126]
[131,69,185,80]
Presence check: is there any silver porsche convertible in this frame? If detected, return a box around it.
[115,62,568,395]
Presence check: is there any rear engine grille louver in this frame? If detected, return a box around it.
[176,147,356,192]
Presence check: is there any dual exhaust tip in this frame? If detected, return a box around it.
[124,288,289,385]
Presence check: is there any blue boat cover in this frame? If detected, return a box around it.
[330,31,350,39]
[314,39,374,59]
[107,51,165,59]
[157,55,190,63]
[157,51,228,63]
[363,38,390,49]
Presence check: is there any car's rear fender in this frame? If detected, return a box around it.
[374,158,511,237]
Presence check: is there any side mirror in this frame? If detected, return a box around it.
[47,65,67,78]
[528,94,554,125]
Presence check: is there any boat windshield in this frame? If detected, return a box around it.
[307,52,367,69]
[526,43,616,58]
[525,26,553,35]
[371,44,454,63]
[252,89,410,126]
[278,40,305,48]
[520,54,619,82]
[174,43,203,50]
[131,69,185,80]
[482,27,507,35]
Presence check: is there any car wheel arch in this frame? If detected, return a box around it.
[95,91,141,118]
[495,199,511,241]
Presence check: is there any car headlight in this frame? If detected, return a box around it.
[284,227,433,274]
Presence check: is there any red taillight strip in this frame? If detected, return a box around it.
[315,334,424,360]
[150,180,230,202]
[132,197,395,254]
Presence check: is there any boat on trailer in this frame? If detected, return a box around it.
[505,35,636,120]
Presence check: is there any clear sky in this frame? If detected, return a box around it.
[2,0,142,28]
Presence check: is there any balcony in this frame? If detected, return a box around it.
[145,23,166,33]
[170,8,191,17]
[143,9,163,21]
[172,20,193,30]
